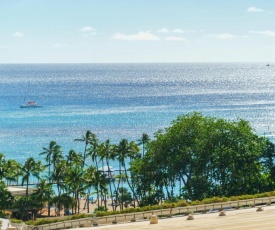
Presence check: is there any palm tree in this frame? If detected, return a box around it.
[40,141,61,183]
[50,160,67,215]
[116,187,133,209]
[98,139,117,209]
[99,181,109,210]
[21,157,44,220]
[51,145,64,174]
[113,172,127,210]
[98,140,114,173]
[137,133,150,158]
[5,159,21,185]
[76,133,100,209]
[74,130,94,167]
[94,169,108,210]
[33,179,54,215]
[129,141,141,161]
[66,149,83,169]
[0,153,6,181]
[64,166,87,214]
[83,165,97,213]
[87,133,100,170]
[40,141,62,217]
[114,139,140,208]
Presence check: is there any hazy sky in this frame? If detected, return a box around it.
[0,0,275,63]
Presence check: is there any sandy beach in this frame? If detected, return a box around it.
[66,204,275,230]
[40,198,120,216]
[77,198,123,214]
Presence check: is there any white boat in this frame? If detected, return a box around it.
[20,101,42,108]
[20,82,43,108]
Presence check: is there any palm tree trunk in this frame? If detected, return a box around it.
[123,161,139,207]
[106,161,115,211]
[116,163,122,211]
[83,144,87,168]
[87,188,91,213]
[25,175,29,220]
[48,157,51,217]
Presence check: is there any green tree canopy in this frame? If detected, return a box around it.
[0,181,14,214]
[131,112,275,201]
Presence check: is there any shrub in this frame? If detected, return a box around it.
[95,211,115,217]
[268,191,275,196]
[20,190,275,226]
[25,213,92,226]
[26,218,60,226]
[237,194,254,200]
[10,219,23,224]
[201,196,228,204]
[68,214,89,220]
[161,203,174,209]
[94,206,108,213]
[176,200,188,207]
[190,200,201,206]
[256,192,270,198]
[120,208,136,213]
[229,196,239,201]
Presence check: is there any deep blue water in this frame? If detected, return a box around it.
[0,63,275,166]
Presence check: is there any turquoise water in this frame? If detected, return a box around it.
[0,63,275,166]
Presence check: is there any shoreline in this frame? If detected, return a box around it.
[40,198,122,217]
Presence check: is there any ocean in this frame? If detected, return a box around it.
[0,63,275,166]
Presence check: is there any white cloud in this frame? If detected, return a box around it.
[112,31,160,41]
[12,32,24,37]
[173,29,184,34]
[80,26,96,35]
[173,29,197,33]
[213,33,249,40]
[247,7,264,13]
[158,28,169,33]
[216,33,234,39]
[52,43,68,48]
[164,36,187,41]
[250,30,275,37]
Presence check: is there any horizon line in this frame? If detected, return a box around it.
[0,61,272,65]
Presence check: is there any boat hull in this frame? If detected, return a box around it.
[20,102,42,108]
[20,105,42,108]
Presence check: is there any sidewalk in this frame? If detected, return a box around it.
[67,205,275,230]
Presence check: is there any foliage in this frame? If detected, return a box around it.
[16,189,275,226]
[94,206,108,213]
[0,181,14,213]
[25,213,93,226]
[200,196,229,204]
[139,194,160,207]
[26,218,61,226]
[1,113,275,221]
[131,112,275,201]
[10,218,23,224]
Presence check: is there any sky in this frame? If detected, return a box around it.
[0,0,275,63]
